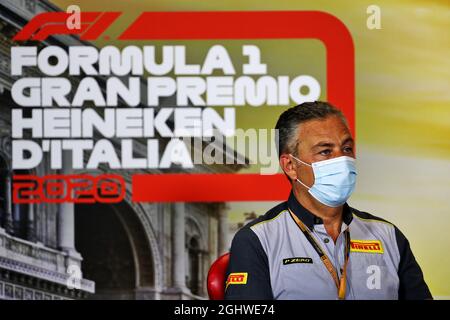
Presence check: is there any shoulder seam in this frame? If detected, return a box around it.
[250,209,287,230]
[352,211,394,226]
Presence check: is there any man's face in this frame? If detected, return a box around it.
[281,115,355,188]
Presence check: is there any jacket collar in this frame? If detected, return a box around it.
[287,190,353,229]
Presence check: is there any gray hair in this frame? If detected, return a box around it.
[275,101,348,156]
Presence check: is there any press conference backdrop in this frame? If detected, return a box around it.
[48,0,449,298]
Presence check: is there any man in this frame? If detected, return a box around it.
[225,101,432,300]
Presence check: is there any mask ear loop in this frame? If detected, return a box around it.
[296,178,311,190]
[289,154,312,190]
[290,154,311,167]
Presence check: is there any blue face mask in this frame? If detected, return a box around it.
[290,155,357,207]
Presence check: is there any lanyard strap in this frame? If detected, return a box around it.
[288,208,350,300]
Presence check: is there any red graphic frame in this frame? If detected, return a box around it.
[129,11,355,202]
[13,10,355,202]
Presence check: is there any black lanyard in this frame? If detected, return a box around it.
[288,208,351,299]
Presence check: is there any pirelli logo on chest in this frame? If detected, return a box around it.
[226,272,248,289]
[350,240,384,254]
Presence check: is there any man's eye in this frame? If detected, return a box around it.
[319,149,331,155]
[343,146,353,153]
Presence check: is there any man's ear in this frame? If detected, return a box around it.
[279,154,297,181]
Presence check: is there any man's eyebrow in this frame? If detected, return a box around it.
[311,137,354,149]
[341,137,354,145]
[312,141,335,149]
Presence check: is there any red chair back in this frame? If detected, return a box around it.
[207,252,230,300]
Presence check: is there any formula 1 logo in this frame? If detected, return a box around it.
[12,11,354,203]
[13,12,121,41]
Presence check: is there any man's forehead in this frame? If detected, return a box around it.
[297,116,352,143]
